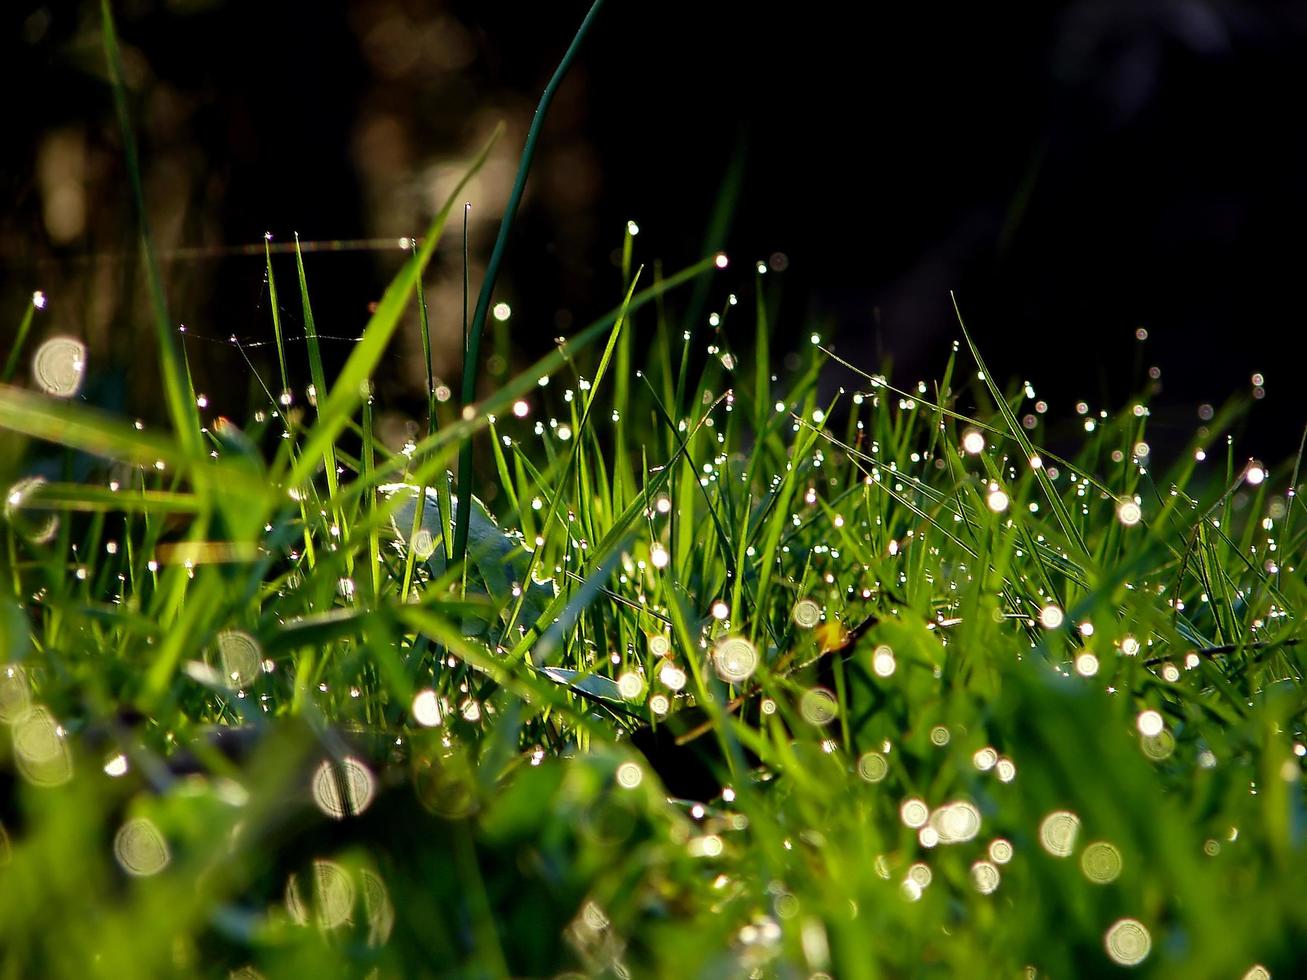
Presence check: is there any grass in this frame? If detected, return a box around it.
[2,7,1306,980]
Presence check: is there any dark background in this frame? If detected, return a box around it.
[4,0,1305,460]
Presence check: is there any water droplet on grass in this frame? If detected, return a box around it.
[800,688,838,726]
[792,598,822,628]
[32,337,86,397]
[12,706,73,786]
[1081,841,1122,883]
[216,630,261,689]
[872,646,896,677]
[714,636,758,683]
[412,689,442,726]
[931,801,981,843]
[857,752,888,783]
[113,817,169,876]
[1136,710,1164,737]
[1039,810,1080,857]
[1104,918,1151,966]
[970,860,1001,894]
[312,757,376,819]
[616,761,643,788]
[900,798,929,828]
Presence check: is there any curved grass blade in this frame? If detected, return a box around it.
[454,0,608,568]
[100,0,202,460]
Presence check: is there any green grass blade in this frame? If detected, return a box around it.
[453,0,608,569]
[285,126,501,491]
[100,0,202,460]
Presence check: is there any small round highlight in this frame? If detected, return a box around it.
[961,429,986,455]
[658,662,687,691]
[1140,729,1176,761]
[650,543,669,569]
[411,689,442,727]
[1104,918,1151,966]
[986,488,1009,513]
[970,860,1001,895]
[1136,709,1164,737]
[988,838,1013,864]
[872,645,896,677]
[856,752,888,783]
[713,636,758,684]
[412,528,436,561]
[648,633,671,658]
[1039,810,1080,857]
[617,672,644,699]
[32,336,86,397]
[615,761,643,789]
[1117,499,1143,526]
[900,798,929,829]
[311,757,376,819]
[688,834,724,858]
[12,706,73,787]
[5,476,58,544]
[113,817,170,877]
[287,859,356,930]
[314,860,357,929]
[216,630,261,689]
[931,800,982,844]
[799,687,838,726]
[792,598,822,629]
[907,862,932,888]
[1081,841,1123,883]
[1039,604,1065,629]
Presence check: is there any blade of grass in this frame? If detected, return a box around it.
[453,0,608,569]
[100,0,202,460]
[285,125,501,491]
[2,297,41,384]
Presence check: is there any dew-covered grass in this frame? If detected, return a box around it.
[1,5,1305,979]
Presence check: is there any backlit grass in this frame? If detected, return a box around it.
[0,4,1304,978]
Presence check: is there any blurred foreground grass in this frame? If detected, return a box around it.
[1,5,1305,979]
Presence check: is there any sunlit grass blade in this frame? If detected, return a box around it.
[2,296,41,384]
[285,125,501,491]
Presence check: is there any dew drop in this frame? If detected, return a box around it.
[32,337,86,397]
